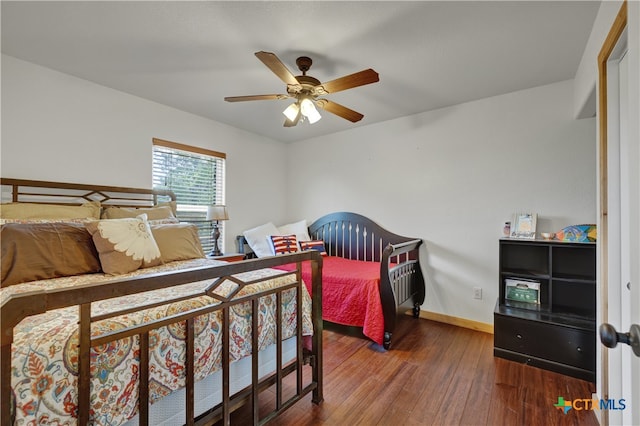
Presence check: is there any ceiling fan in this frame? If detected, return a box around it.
[224,51,379,127]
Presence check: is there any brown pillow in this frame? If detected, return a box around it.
[0,201,101,220]
[1,222,102,287]
[101,205,176,220]
[151,223,206,263]
[85,215,162,275]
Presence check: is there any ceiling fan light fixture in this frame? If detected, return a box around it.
[300,97,322,124]
[283,102,300,121]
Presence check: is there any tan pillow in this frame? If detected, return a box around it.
[0,201,101,220]
[151,223,205,263]
[85,214,162,275]
[1,222,101,287]
[101,205,176,220]
[157,200,178,216]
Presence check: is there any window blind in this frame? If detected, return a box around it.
[152,138,226,254]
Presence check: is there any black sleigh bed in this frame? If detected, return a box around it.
[307,212,425,349]
[241,212,426,349]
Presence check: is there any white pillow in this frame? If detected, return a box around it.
[277,219,311,243]
[243,222,279,257]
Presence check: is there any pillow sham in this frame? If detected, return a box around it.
[270,234,299,255]
[299,240,328,256]
[85,214,162,275]
[1,222,102,287]
[243,222,279,257]
[151,223,205,263]
[101,205,176,220]
[277,219,311,243]
[0,201,101,220]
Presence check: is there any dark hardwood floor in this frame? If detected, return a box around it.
[230,316,598,425]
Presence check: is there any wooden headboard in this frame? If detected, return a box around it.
[0,178,176,208]
[308,212,420,262]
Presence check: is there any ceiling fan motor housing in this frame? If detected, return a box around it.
[289,75,325,97]
[296,56,313,74]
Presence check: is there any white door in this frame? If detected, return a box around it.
[598,6,640,425]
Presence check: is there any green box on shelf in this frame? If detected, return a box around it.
[505,279,540,304]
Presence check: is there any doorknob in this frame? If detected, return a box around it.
[599,323,640,357]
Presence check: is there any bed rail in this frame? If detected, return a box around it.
[1,240,323,426]
[380,239,425,348]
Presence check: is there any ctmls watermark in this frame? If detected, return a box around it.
[554,396,626,414]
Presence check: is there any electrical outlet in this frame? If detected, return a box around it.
[473,287,483,300]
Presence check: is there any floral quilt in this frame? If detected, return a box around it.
[4,258,313,426]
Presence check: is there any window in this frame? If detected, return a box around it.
[152,138,226,254]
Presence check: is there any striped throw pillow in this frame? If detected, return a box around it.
[299,240,327,256]
[270,234,299,254]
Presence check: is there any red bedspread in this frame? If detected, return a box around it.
[274,256,384,345]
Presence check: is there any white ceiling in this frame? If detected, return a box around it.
[1,1,600,143]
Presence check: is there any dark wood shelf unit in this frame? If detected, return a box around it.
[494,238,596,382]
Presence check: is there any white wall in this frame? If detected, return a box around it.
[574,0,624,119]
[0,54,289,251]
[1,54,598,327]
[287,79,597,326]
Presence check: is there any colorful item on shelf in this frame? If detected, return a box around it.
[503,221,511,237]
[555,224,597,242]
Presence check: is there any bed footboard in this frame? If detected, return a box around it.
[1,253,323,426]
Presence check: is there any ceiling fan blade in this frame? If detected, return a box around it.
[255,51,299,86]
[316,99,364,123]
[320,69,379,94]
[224,94,288,102]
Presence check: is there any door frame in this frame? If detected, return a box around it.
[597,2,627,426]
